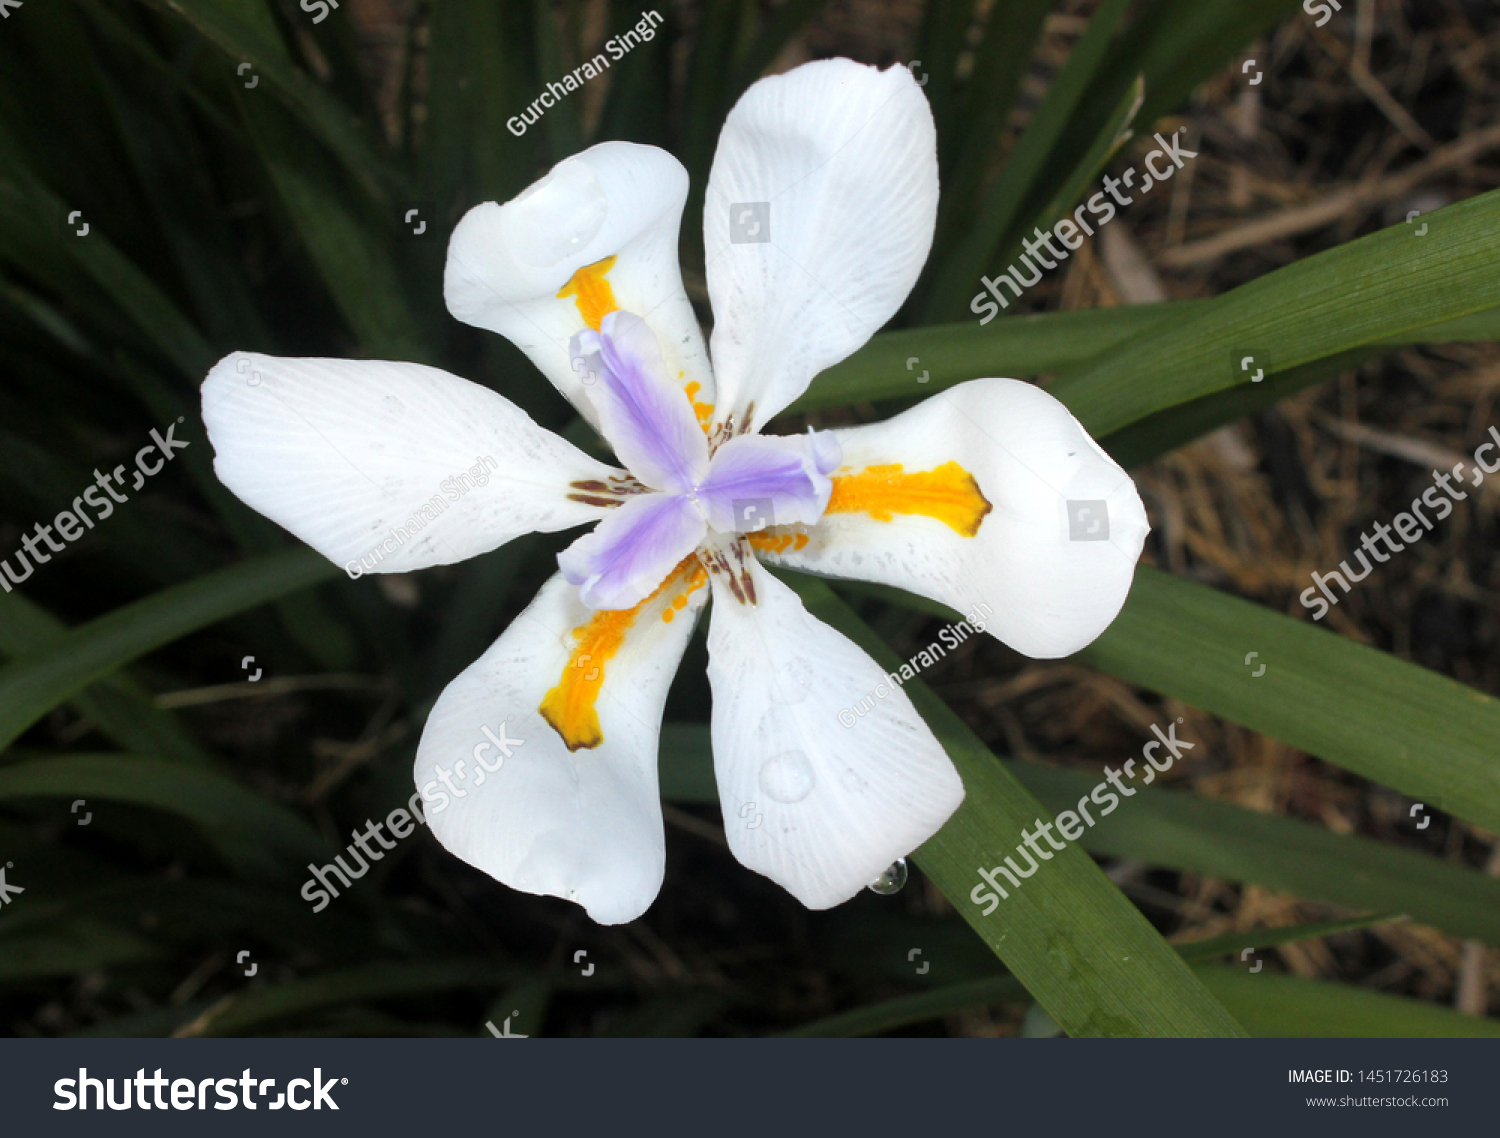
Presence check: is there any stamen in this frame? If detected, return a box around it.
[701,539,757,605]
[825,461,992,537]
[564,475,652,508]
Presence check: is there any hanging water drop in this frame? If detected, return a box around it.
[867,857,908,895]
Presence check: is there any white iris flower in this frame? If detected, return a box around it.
[201,59,1148,924]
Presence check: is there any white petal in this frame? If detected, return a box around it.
[703,60,938,429]
[444,142,714,430]
[201,352,619,574]
[416,564,709,925]
[703,550,963,909]
[757,379,1150,658]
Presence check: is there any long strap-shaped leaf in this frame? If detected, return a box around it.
[0,591,216,767]
[0,548,337,752]
[659,719,1500,947]
[1012,760,1500,945]
[1079,567,1500,835]
[794,303,1500,415]
[788,935,1500,1039]
[1196,966,1500,1038]
[130,0,408,209]
[787,575,1246,1037]
[856,565,1500,865]
[785,915,1392,1038]
[0,755,326,880]
[1052,187,1500,436]
[922,0,1133,322]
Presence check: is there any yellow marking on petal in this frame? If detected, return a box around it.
[660,564,707,623]
[745,529,811,555]
[748,532,786,554]
[825,462,992,537]
[684,381,715,435]
[540,556,706,750]
[557,255,618,331]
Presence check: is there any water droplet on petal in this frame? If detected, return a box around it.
[868,858,908,895]
[758,750,814,804]
[771,655,815,705]
[502,158,608,267]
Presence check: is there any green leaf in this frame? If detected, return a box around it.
[1052,188,1500,437]
[922,0,1133,322]
[132,0,407,208]
[0,120,216,377]
[233,93,433,362]
[1028,0,1299,223]
[658,722,718,803]
[0,591,216,768]
[786,575,1245,1038]
[683,0,748,179]
[0,547,338,752]
[1098,346,1381,469]
[724,0,827,112]
[85,28,271,347]
[1078,567,1500,837]
[1025,73,1144,243]
[1099,307,1500,466]
[593,3,676,149]
[1085,0,1301,141]
[0,421,222,583]
[792,303,1206,414]
[784,915,1390,1038]
[176,960,518,1037]
[1013,759,1500,947]
[424,0,535,211]
[912,0,978,162]
[936,0,1052,242]
[791,303,1500,419]
[531,0,582,162]
[0,915,159,982]
[0,755,325,880]
[662,716,1500,948]
[1194,966,1500,1037]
